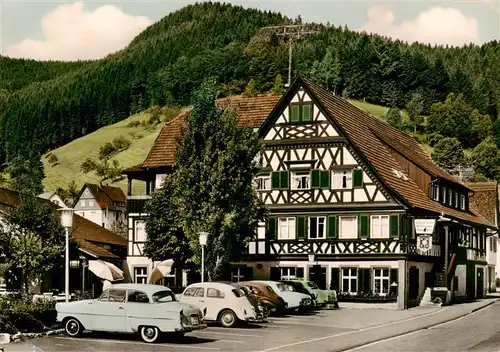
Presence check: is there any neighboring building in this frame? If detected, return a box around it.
[73,183,127,236]
[123,77,495,308]
[0,187,127,296]
[467,182,500,292]
[123,96,280,287]
[38,191,68,208]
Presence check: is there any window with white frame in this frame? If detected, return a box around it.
[278,217,296,240]
[342,268,357,293]
[231,268,245,282]
[370,215,389,238]
[291,171,310,190]
[88,200,94,207]
[460,195,466,210]
[454,192,459,208]
[134,267,148,284]
[134,220,146,242]
[447,189,453,206]
[332,170,352,189]
[309,217,326,239]
[80,200,86,207]
[432,185,440,201]
[281,267,304,279]
[255,174,271,190]
[339,216,358,239]
[373,268,390,295]
[442,187,447,204]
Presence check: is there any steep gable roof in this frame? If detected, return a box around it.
[467,182,499,226]
[261,76,493,227]
[76,183,126,209]
[142,95,280,168]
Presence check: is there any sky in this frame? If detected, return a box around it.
[0,0,499,61]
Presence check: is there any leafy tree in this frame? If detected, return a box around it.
[55,180,80,207]
[5,155,44,195]
[469,136,500,180]
[243,79,258,97]
[406,91,425,133]
[431,137,465,169]
[80,155,123,185]
[271,74,284,95]
[143,175,193,269]
[492,117,500,149]
[386,107,403,129]
[309,49,341,92]
[154,78,266,280]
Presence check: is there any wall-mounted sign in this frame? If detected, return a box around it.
[417,235,432,252]
[414,219,437,235]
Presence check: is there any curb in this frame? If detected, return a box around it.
[337,299,500,352]
[1,328,64,345]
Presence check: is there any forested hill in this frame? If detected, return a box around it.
[1,2,500,165]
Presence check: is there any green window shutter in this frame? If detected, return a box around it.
[267,217,277,239]
[330,268,340,291]
[279,171,289,189]
[271,172,280,189]
[302,104,312,122]
[353,169,363,187]
[311,170,320,188]
[290,105,300,122]
[327,216,337,238]
[390,215,400,238]
[297,216,306,239]
[320,171,330,188]
[358,215,369,238]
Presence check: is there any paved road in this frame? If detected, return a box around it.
[344,301,500,352]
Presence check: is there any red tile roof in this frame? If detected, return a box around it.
[298,77,494,227]
[142,95,280,168]
[467,182,499,226]
[79,183,126,209]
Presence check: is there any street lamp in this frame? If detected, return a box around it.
[59,208,74,303]
[199,232,208,283]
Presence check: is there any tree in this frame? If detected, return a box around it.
[431,138,465,169]
[143,175,193,269]
[271,74,284,95]
[406,91,425,133]
[309,49,341,92]
[386,107,403,129]
[492,117,500,149]
[55,180,80,207]
[5,156,45,195]
[469,136,500,180]
[80,155,124,186]
[151,78,266,281]
[243,79,258,97]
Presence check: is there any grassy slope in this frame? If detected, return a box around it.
[42,111,177,195]
[41,99,433,194]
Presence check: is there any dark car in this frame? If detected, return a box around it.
[217,281,268,319]
[240,281,287,316]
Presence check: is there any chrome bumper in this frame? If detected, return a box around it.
[177,323,208,332]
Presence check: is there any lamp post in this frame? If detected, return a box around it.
[59,208,74,303]
[79,255,87,296]
[199,232,208,283]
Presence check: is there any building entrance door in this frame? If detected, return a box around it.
[309,265,326,289]
[477,267,484,298]
[409,266,420,300]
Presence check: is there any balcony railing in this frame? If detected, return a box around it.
[127,195,151,214]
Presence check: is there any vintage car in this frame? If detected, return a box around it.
[239,281,287,316]
[282,278,339,308]
[254,280,313,311]
[56,284,206,343]
[179,282,264,328]
[217,281,268,319]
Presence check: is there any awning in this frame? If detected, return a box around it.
[148,259,174,283]
[88,260,124,282]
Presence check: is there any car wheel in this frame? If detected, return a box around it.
[64,318,83,337]
[140,326,160,343]
[219,309,238,328]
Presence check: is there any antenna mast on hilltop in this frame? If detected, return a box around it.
[259,24,321,87]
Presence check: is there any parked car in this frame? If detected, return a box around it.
[55,284,206,343]
[179,282,264,328]
[239,281,287,316]
[254,280,313,311]
[283,279,339,308]
[218,281,268,319]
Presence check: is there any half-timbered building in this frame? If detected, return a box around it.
[124,77,496,308]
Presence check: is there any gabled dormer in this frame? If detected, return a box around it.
[429,180,469,212]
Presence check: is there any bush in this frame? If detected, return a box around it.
[112,136,131,151]
[0,296,57,333]
[80,158,97,173]
[47,154,58,166]
[126,120,141,128]
[98,142,117,159]
[428,133,444,147]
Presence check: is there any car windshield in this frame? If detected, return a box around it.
[266,285,276,294]
[285,284,296,292]
[275,283,287,292]
[307,281,319,289]
[232,288,245,298]
[151,290,177,303]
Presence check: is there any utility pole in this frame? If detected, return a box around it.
[259,24,322,87]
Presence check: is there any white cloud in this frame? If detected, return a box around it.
[5,2,152,61]
[358,6,481,46]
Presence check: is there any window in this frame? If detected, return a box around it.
[255,174,271,190]
[447,189,453,206]
[371,215,389,238]
[127,290,149,303]
[289,103,313,123]
[88,200,94,207]
[332,170,352,189]
[291,171,310,190]
[183,287,198,297]
[460,195,466,210]
[431,185,440,201]
[278,217,296,240]
[134,267,148,284]
[280,267,304,279]
[442,187,447,204]
[454,192,459,208]
[194,288,204,297]
[80,200,86,207]
[231,268,246,282]
[207,288,225,298]
[490,237,497,253]
[339,216,358,239]
[311,170,329,189]
[309,217,326,239]
[134,220,146,242]
[152,290,177,302]
[101,289,126,302]
[342,268,357,293]
[373,268,390,295]
[271,171,289,189]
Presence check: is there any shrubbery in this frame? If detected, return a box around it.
[0,296,57,333]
